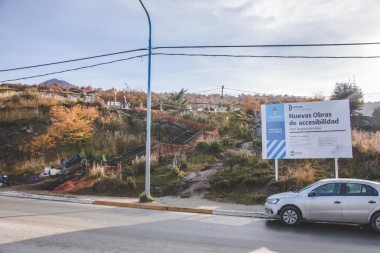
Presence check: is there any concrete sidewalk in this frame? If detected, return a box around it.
[0,190,268,218]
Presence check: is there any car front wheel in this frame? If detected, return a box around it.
[280,206,301,226]
[370,212,380,233]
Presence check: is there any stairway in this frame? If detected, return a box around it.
[157,121,204,145]
[108,145,147,165]
[170,129,203,145]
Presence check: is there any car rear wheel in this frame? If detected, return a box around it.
[280,206,301,226]
[370,212,380,233]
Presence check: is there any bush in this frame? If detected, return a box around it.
[171,166,181,177]
[195,140,222,156]
[126,177,137,189]
[195,141,210,153]
[209,141,222,155]
[139,191,154,202]
[121,166,135,180]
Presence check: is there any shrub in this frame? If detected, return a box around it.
[126,177,137,189]
[171,166,181,177]
[209,141,222,155]
[89,165,106,179]
[195,141,210,153]
[132,155,146,174]
[139,191,154,202]
[121,166,135,180]
[195,140,222,156]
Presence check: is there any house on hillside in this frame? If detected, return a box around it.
[0,87,15,95]
[83,91,96,102]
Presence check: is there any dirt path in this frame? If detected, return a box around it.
[177,163,222,197]
[177,142,254,198]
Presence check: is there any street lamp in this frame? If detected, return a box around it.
[138,0,152,199]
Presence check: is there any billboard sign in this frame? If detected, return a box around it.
[261,100,352,159]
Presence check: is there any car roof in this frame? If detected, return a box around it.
[319,178,380,186]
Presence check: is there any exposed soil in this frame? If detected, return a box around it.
[176,142,254,198]
[177,163,222,198]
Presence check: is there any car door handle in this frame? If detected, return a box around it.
[334,201,341,204]
[369,200,376,204]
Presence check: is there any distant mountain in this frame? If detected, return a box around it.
[42,79,76,88]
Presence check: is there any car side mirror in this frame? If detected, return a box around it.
[308,191,316,197]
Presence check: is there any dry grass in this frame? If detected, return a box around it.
[284,163,316,182]
[278,162,317,191]
[233,149,255,159]
[14,157,46,174]
[352,129,380,152]
[12,157,60,176]
[89,164,106,179]
[0,92,68,121]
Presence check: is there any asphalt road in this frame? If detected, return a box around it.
[0,196,379,253]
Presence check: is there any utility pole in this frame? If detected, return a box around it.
[220,85,224,108]
[139,0,152,200]
[114,89,118,106]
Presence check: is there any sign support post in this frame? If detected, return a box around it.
[275,159,279,181]
[334,158,339,178]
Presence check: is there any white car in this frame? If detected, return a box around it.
[265,178,380,233]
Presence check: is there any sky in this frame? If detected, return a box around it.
[1,0,380,102]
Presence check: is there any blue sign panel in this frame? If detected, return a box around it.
[265,104,286,159]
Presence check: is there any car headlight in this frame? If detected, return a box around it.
[266,198,280,204]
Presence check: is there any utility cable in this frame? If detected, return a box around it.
[1,55,147,83]
[0,48,148,72]
[3,51,380,82]
[2,42,380,72]
[190,88,221,93]
[154,52,380,59]
[153,42,380,50]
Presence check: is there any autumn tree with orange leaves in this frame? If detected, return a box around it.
[240,97,261,115]
[29,104,99,155]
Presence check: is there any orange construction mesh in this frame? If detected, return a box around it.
[53,177,100,193]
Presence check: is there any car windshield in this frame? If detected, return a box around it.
[295,181,322,193]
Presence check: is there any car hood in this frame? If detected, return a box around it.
[268,191,299,199]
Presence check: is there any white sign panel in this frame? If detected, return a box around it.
[261,100,352,159]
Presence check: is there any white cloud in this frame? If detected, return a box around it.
[1,0,380,101]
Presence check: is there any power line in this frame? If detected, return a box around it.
[224,88,259,94]
[190,88,221,94]
[3,51,380,83]
[0,48,148,73]
[1,55,147,83]
[2,42,380,72]
[154,52,380,59]
[4,50,380,83]
[154,42,380,49]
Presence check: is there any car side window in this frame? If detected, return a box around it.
[361,184,379,196]
[313,183,341,196]
[345,183,379,196]
[345,183,360,195]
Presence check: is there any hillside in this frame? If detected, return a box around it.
[1,88,380,205]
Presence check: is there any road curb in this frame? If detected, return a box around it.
[0,191,93,204]
[93,200,213,214]
[1,191,266,218]
[213,209,270,218]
